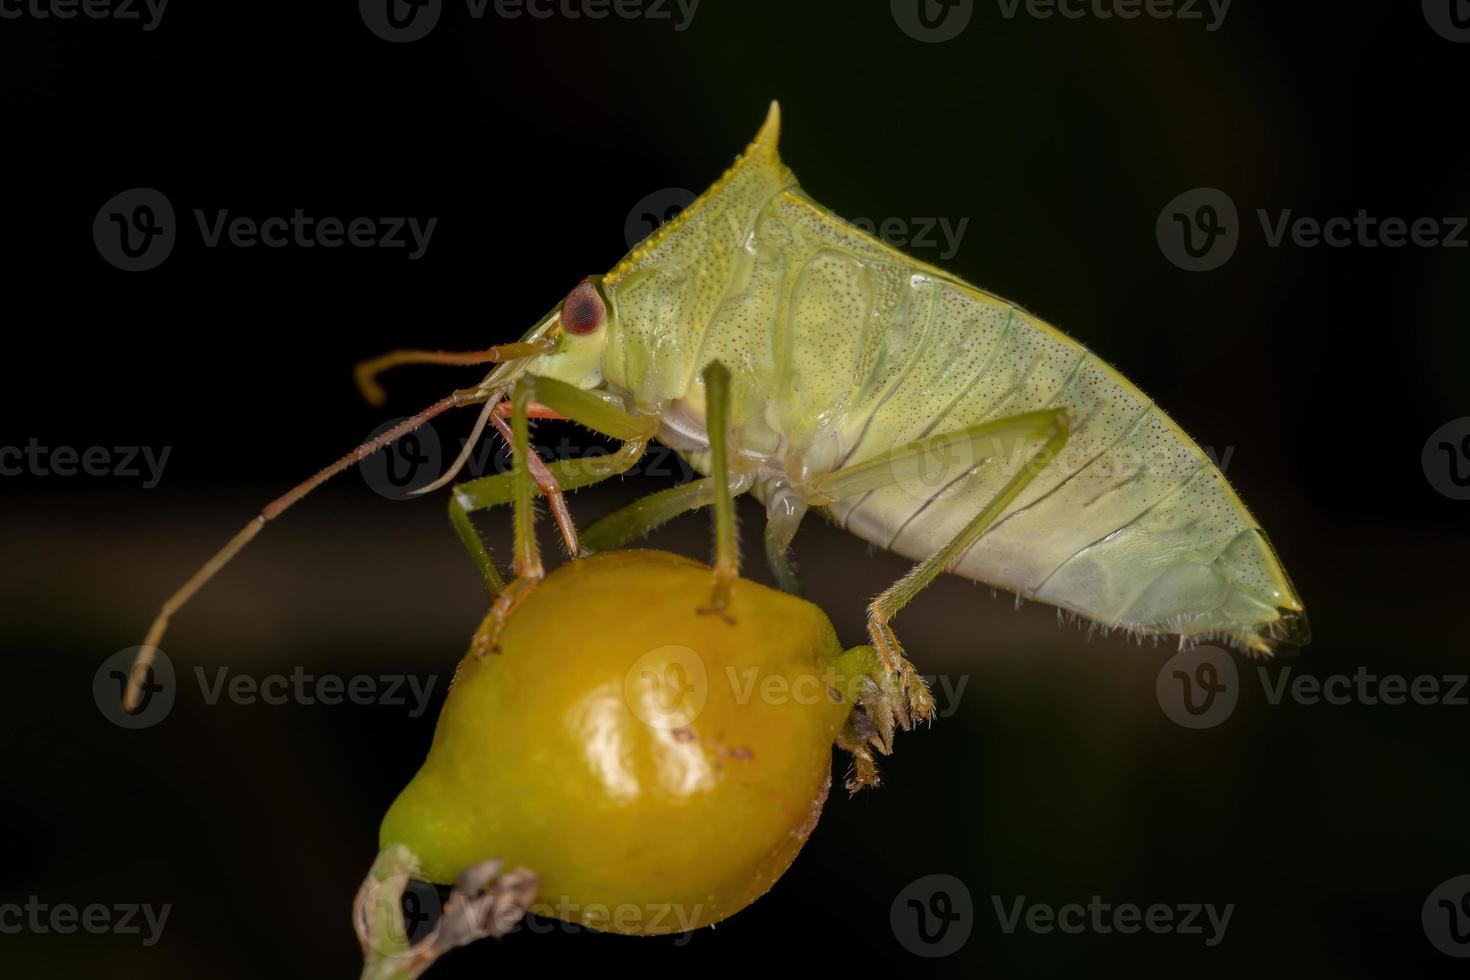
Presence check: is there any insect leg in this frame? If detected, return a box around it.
[449,444,652,597]
[697,362,739,622]
[472,383,546,657]
[449,375,658,596]
[580,473,754,554]
[835,718,882,793]
[762,486,807,595]
[829,410,1071,721]
[448,493,506,596]
[489,412,580,558]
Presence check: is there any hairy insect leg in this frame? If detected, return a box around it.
[697,362,739,622]
[825,643,903,793]
[811,409,1071,722]
[762,486,807,595]
[450,374,658,604]
[449,444,648,599]
[473,384,545,658]
[448,494,506,596]
[580,472,754,553]
[489,412,580,558]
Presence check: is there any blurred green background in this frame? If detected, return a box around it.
[2,0,1467,976]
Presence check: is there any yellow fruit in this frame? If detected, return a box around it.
[380,549,867,935]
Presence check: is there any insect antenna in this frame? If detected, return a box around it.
[121,388,490,713]
[354,338,555,407]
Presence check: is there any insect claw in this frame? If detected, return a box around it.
[835,720,883,794]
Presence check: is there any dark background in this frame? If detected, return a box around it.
[2,1,1468,976]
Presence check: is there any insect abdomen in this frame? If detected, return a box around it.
[820,274,1306,654]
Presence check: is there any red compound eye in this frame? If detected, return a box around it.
[561,279,605,335]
